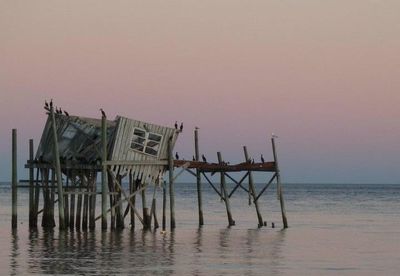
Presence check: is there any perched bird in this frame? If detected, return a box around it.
[192,155,196,161]
[261,154,265,163]
[272,133,279,138]
[49,99,53,109]
[64,110,69,117]
[174,121,178,129]
[175,152,179,160]
[179,122,183,132]
[100,108,106,118]
[251,158,255,164]
[44,102,50,112]
[201,154,207,162]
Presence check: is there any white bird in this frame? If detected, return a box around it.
[272,133,279,138]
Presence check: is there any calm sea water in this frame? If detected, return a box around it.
[0,182,399,275]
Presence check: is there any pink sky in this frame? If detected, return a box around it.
[1,0,400,183]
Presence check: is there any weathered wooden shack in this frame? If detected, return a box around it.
[36,115,179,183]
[15,105,288,232]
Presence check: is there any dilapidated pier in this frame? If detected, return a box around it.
[11,104,288,231]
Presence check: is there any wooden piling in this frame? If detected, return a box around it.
[194,128,204,226]
[29,139,35,228]
[11,129,17,229]
[89,171,96,230]
[101,115,108,230]
[82,175,89,230]
[76,173,83,230]
[141,180,149,229]
[50,107,66,229]
[34,167,40,227]
[217,152,234,226]
[168,137,176,229]
[69,173,76,230]
[129,173,136,229]
[162,181,166,231]
[271,136,288,228]
[116,175,125,229]
[243,146,264,227]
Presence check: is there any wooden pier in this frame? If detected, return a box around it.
[11,105,288,231]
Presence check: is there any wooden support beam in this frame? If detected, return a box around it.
[272,136,288,228]
[217,152,235,226]
[201,172,224,199]
[162,181,166,231]
[255,173,276,202]
[194,128,204,226]
[225,172,250,198]
[243,146,264,227]
[101,115,108,230]
[12,129,17,229]
[95,183,147,224]
[29,139,35,228]
[168,138,176,229]
[174,160,276,172]
[50,107,66,229]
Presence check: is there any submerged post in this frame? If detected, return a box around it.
[162,181,166,231]
[29,139,35,228]
[271,136,288,228]
[243,146,264,227]
[168,137,176,229]
[217,152,235,226]
[101,114,108,230]
[50,107,66,229]
[11,129,17,229]
[194,128,204,226]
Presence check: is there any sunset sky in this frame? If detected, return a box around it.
[1,0,399,183]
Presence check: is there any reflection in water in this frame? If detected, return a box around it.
[10,229,19,276]
[8,225,289,275]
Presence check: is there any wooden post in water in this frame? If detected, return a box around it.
[11,129,17,229]
[243,146,264,227]
[29,139,35,228]
[271,136,288,228]
[141,180,149,230]
[101,115,108,230]
[162,181,166,231]
[34,166,40,227]
[217,152,235,226]
[129,173,135,230]
[168,137,176,229]
[194,128,204,226]
[50,107,66,229]
[69,173,76,230]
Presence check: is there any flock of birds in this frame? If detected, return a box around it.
[43,99,70,116]
[174,152,266,164]
[44,99,269,165]
[44,99,108,118]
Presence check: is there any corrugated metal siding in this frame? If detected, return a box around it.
[110,116,179,184]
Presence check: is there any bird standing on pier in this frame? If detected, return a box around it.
[201,154,207,162]
[179,122,183,132]
[192,155,196,161]
[100,108,106,118]
[64,110,69,117]
[49,99,53,109]
[174,121,178,129]
[175,152,179,160]
[261,154,265,163]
